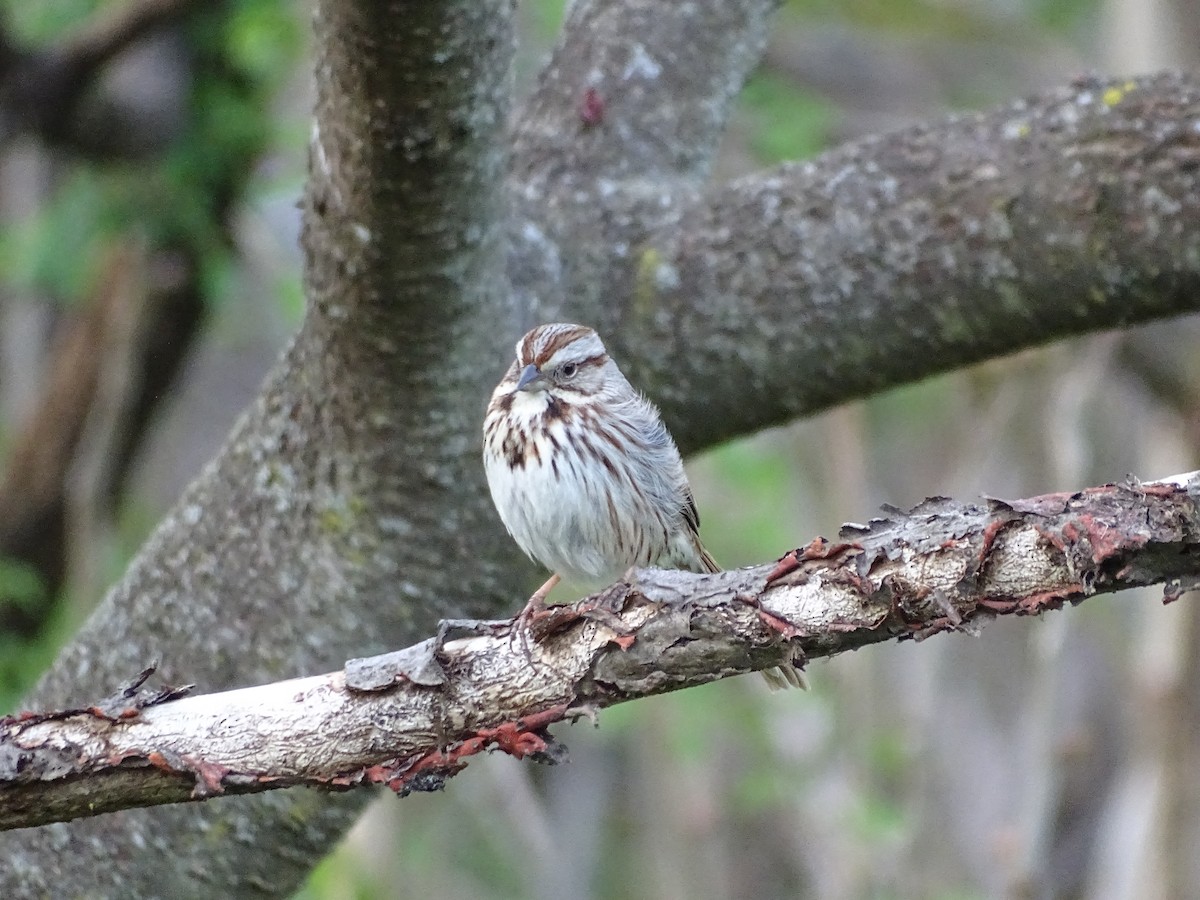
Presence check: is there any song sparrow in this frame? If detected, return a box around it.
[483,323,801,689]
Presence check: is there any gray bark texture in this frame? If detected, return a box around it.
[3,0,1200,894]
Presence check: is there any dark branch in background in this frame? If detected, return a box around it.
[3,474,1198,832]
[0,247,203,635]
[0,3,272,637]
[0,248,143,636]
[0,0,204,154]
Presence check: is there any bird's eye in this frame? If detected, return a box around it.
[559,363,578,379]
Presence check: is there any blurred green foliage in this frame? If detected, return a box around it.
[4,0,102,42]
[705,440,794,553]
[227,1,302,80]
[739,72,833,164]
[0,558,45,611]
[0,558,66,712]
[784,0,1095,33]
[0,0,300,307]
[0,169,115,303]
[298,857,375,900]
[0,0,302,703]
[524,0,567,42]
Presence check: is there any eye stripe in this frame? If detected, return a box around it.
[572,354,607,370]
[548,354,607,379]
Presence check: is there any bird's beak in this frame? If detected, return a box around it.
[516,364,543,392]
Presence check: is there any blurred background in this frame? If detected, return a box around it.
[2,1,1198,897]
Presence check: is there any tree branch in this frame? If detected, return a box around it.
[5,474,1198,832]
[624,71,1200,449]
[509,69,1200,452]
[506,0,778,321]
[6,0,1200,889]
[512,0,778,184]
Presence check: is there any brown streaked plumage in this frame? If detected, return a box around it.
[484,323,711,582]
[483,323,804,690]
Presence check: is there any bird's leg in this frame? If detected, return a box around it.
[511,573,561,667]
[521,573,560,620]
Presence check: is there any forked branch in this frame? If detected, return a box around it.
[3,475,1198,832]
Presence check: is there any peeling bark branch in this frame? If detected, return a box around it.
[5,475,1198,832]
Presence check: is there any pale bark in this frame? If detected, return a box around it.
[4,475,1198,832]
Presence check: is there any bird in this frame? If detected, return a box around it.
[483,322,802,689]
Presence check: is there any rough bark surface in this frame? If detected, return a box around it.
[3,1,520,897]
[512,69,1200,449]
[3,476,1197,832]
[2,0,1200,895]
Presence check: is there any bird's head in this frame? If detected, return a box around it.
[509,323,612,400]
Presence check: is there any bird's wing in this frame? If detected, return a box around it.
[683,487,701,534]
[682,488,720,574]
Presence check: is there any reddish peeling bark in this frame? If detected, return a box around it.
[3,476,1196,833]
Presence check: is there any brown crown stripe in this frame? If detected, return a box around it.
[520,324,595,367]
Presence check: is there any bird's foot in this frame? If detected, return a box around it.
[508,573,562,666]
